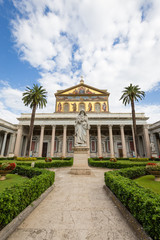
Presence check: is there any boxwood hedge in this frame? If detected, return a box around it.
[17,159,73,168]
[0,165,55,228]
[88,158,147,168]
[104,167,160,240]
[0,159,73,168]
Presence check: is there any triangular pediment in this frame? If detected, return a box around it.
[55,82,109,96]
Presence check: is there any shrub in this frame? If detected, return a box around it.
[91,157,110,161]
[104,167,160,239]
[0,165,55,227]
[129,158,149,161]
[149,157,160,161]
[16,159,73,168]
[0,157,14,160]
[16,157,37,161]
[88,158,147,169]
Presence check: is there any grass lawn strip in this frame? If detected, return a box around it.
[134,175,160,195]
[0,174,28,193]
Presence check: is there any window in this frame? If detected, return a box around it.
[67,138,74,153]
[64,103,69,112]
[95,103,100,112]
[90,138,97,152]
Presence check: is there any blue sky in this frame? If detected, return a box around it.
[0,0,160,123]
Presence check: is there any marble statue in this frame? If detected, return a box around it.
[75,110,89,146]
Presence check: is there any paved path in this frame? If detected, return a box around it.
[8,168,138,240]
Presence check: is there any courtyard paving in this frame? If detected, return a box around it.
[7,167,138,240]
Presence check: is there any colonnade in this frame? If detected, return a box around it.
[0,131,16,157]
[11,124,151,158]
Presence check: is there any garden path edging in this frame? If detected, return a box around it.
[103,185,152,240]
[0,184,54,240]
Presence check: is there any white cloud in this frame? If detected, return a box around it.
[2,0,160,123]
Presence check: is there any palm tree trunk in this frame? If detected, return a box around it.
[131,99,139,157]
[26,104,36,157]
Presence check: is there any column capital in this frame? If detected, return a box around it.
[51,125,56,128]
[120,125,125,128]
[63,125,67,128]
[108,125,113,129]
[97,125,101,128]
[17,125,23,130]
[143,124,149,130]
[40,125,45,128]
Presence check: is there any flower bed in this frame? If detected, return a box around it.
[104,167,160,239]
[0,165,55,228]
[0,163,16,180]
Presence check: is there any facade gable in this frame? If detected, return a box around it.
[55,79,109,113]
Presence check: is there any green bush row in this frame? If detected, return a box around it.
[0,157,14,160]
[104,167,160,239]
[88,158,147,168]
[91,157,130,161]
[129,158,149,161]
[36,157,72,160]
[16,157,37,161]
[17,159,73,168]
[0,166,55,228]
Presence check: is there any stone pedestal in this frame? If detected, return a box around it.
[70,146,91,175]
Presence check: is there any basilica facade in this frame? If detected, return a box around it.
[0,79,157,158]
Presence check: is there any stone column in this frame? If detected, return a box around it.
[120,125,127,158]
[97,125,102,157]
[143,125,151,158]
[131,126,137,157]
[62,125,67,157]
[1,132,8,156]
[50,125,56,157]
[14,126,23,157]
[8,133,16,155]
[109,125,114,158]
[38,125,45,157]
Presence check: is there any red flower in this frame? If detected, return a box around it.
[146,162,157,166]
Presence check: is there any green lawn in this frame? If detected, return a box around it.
[0,174,29,193]
[134,175,160,195]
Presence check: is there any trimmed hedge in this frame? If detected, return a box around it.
[16,157,37,161]
[16,159,73,168]
[36,157,72,161]
[88,158,148,169]
[104,167,160,239]
[129,158,149,162]
[0,157,14,160]
[0,165,55,228]
[92,157,130,161]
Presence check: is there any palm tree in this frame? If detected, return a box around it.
[22,84,47,157]
[120,84,145,157]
